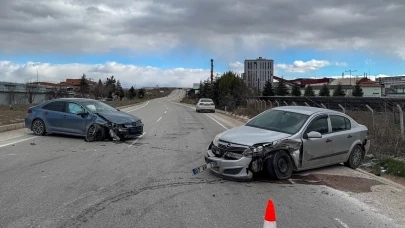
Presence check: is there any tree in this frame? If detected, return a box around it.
[318,84,330,96]
[352,82,364,97]
[262,81,275,96]
[138,88,145,98]
[291,84,301,96]
[25,81,40,104]
[304,85,315,96]
[116,80,125,100]
[128,86,136,99]
[333,82,346,96]
[79,73,90,97]
[275,79,289,96]
[104,75,116,98]
[92,79,105,99]
[5,84,16,104]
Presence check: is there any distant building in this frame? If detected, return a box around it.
[377,75,405,97]
[244,57,274,92]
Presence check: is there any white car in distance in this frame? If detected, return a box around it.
[196,98,215,113]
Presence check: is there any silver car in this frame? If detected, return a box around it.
[204,106,370,181]
[196,98,215,113]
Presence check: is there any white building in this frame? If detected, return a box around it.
[244,57,274,91]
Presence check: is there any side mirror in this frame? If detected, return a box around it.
[307,131,322,139]
[77,111,88,116]
[116,109,120,111]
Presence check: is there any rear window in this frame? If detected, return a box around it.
[201,99,213,103]
[43,101,66,112]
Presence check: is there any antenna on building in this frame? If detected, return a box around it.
[37,70,39,82]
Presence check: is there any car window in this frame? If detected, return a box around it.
[67,103,85,114]
[81,101,117,112]
[306,117,329,134]
[246,109,309,134]
[330,115,351,132]
[42,101,66,112]
[200,99,213,103]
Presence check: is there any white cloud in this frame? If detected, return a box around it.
[276,59,331,73]
[335,62,348,67]
[228,61,244,73]
[0,61,214,88]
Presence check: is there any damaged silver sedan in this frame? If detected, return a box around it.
[25,98,144,142]
[204,106,370,181]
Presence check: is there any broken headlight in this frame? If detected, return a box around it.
[242,146,263,158]
[213,132,224,146]
[225,152,243,160]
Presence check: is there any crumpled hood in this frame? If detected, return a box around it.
[96,111,141,124]
[219,125,291,146]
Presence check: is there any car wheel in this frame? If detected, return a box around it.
[85,124,105,142]
[266,150,293,180]
[344,145,363,169]
[32,119,46,136]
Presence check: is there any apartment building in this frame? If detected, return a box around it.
[244,57,274,91]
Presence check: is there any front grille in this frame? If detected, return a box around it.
[211,141,248,158]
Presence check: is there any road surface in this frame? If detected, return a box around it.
[0,89,404,228]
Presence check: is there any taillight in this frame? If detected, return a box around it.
[27,109,32,114]
[210,103,214,105]
[199,103,203,105]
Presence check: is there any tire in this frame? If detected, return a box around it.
[32,119,46,136]
[265,150,293,180]
[85,124,105,142]
[344,145,363,169]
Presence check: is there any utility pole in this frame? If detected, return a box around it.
[345,69,357,86]
[37,70,39,82]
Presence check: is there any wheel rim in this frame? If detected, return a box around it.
[33,120,43,135]
[352,148,362,166]
[277,157,288,173]
[88,125,96,136]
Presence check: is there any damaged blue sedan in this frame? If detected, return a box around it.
[24,98,144,142]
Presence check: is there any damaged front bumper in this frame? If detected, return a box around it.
[204,149,253,181]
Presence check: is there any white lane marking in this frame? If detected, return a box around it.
[157,117,162,122]
[204,114,228,130]
[335,218,350,228]
[0,136,38,149]
[128,132,146,148]
[125,101,150,112]
[164,111,167,114]
[0,153,31,156]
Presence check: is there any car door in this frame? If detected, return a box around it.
[41,101,66,132]
[61,102,89,135]
[301,114,334,168]
[327,115,355,164]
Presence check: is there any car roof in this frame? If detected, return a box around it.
[44,98,98,103]
[272,106,345,116]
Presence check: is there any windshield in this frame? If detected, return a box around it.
[81,101,117,113]
[246,109,309,134]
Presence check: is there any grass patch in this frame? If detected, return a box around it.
[380,158,405,177]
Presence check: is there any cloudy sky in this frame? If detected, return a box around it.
[1,0,405,88]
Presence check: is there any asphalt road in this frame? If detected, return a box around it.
[0,89,403,228]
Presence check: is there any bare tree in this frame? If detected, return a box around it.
[5,84,16,104]
[45,86,69,100]
[25,81,40,104]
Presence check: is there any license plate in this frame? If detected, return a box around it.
[192,162,216,175]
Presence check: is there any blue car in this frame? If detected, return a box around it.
[25,98,144,141]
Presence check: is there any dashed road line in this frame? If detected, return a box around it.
[157,117,162,122]
[128,132,146,148]
[0,136,38,149]
[335,218,350,228]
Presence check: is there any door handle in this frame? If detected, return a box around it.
[63,115,67,118]
[326,139,332,143]
[347,135,352,138]
[44,111,48,115]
